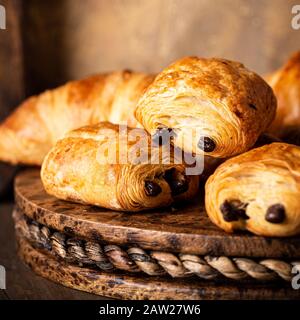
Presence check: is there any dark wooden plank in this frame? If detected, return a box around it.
[15,169,300,258]
[0,203,111,299]
[0,0,25,201]
[0,0,25,121]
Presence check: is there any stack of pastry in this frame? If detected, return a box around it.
[1,52,300,237]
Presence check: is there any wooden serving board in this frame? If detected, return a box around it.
[15,169,300,258]
[15,236,298,300]
[13,169,300,300]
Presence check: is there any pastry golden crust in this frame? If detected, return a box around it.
[0,71,154,165]
[205,142,300,237]
[41,122,199,211]
[267,51,300,136]
[135,56,277,158]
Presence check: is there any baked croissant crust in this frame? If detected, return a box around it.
[0,71,154,165]
[41,122,199,211]
[135,56,277,158]
[266,51,300,136]
[205,142,300,237]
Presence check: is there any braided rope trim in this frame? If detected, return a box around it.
[15,211,300,282]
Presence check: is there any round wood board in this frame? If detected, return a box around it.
[14,169,300,300]
[15,169,300,258]
[16,236,299,300]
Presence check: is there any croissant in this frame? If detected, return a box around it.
[0,71,154,165]
[266,51,300,136]
[135,56,277,158]
[205,142,300,237]
[41,122,200,211]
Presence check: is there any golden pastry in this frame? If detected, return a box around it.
[135,56,277,158]
[266,51,300,136]
[41,122,199,211]
[0,71,154,165]
[205,142,300,237]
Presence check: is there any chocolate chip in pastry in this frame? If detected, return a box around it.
[205,142,300,237]
[135,56,277,158]
[41,122,199,212]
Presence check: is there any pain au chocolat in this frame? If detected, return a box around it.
[135,56,277,158]
[41,122,199,212]
[205,143,300,237]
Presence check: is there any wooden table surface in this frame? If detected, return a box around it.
[0,203,111,300]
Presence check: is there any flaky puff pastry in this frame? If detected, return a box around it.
[135,57,277,158]
[41,122,199,212]
[266,51,300,136]
[205,142,300,237]
[0,71,154,165]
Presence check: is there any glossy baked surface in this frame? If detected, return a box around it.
[205,143,300,237]
[41,122,199,211]
[135,56,276,158]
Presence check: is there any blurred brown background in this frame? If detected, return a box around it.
[0,0,300,196]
